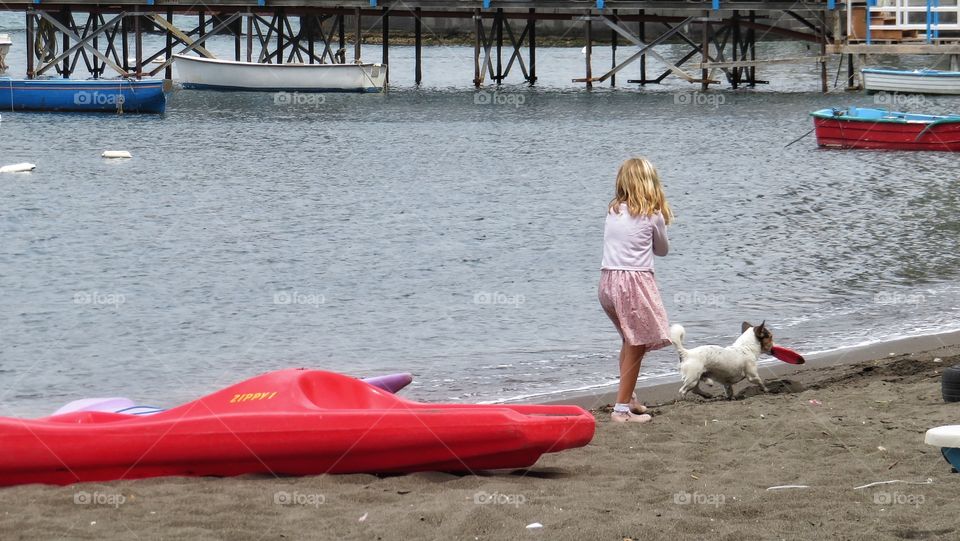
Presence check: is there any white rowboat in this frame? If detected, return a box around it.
[173,54,386,93]
[862,68,960,95]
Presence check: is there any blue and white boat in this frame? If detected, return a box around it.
[862,68,960,95]
[926,425,960,472]
[0,78,166,114]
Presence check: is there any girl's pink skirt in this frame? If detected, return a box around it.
[598,270,671,349]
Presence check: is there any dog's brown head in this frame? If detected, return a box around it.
[741,321,774,353]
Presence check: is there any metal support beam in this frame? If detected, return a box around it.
[36,12,124,76]
[165,9,173,79]
[586,15,706,84]
[277,9,284,64]
[473,9,481,87]
[135,12,142,79]
[584,11,592,88]
[34,10,125,77]
[820,9,827,92]
[234,16,242,61]
[91,10,99,78]
[148,12,242,76]
[354,7,361,61]
[338,14,345,62]
[500,14,530,82]
[62,9,71,78]
[147,13,219,59]
[25,12,34,79]
[382,8,388,83]
[121,14,129,74]
[611,9,618,87]
[528,8,536,84]
[639,9,646,84]
[415,7,422,84]
[495,9,504,84]
[247,13,253,62]
[701,11,710,91]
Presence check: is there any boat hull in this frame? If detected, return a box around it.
[862,68,960,95]
[0,78,166,113]
[174,54,386,93]
[811,107,960,151]
[0,369,595,486]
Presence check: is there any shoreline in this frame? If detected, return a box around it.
[522,327,960,409]
[2,332,958,539]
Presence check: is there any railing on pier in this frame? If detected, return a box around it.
[848,0,960,44]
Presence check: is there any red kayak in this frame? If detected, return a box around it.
[0,369,595,486]
[810,107,960,151]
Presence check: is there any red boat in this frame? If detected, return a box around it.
[811,107,960,151]
[0,369,595,486]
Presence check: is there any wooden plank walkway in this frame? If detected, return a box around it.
[0,0,830,12]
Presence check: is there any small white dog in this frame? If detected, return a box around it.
[671,322,774,400]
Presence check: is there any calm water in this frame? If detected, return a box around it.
[2,17,960,416]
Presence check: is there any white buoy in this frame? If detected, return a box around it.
[102,150,132,159]
[0,162,36,173]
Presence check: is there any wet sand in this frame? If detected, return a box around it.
[1,345,959,540]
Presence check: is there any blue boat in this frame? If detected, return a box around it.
[0,78,166,114]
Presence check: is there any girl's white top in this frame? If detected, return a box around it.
[601,204,669,271]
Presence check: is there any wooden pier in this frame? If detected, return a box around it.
[0,0,958,90]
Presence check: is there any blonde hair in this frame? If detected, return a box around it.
[608,157,674,225]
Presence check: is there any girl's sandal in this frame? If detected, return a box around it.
[610,411,653,424]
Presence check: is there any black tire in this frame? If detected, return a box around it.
[943,365,960,403]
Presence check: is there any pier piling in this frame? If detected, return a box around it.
[611,9,617,87]
[700,11,709,92]
[382,8,389,84]
[528,8,536,84]
[353,8,361,62]
[584,12,592,89]
[164,9,172,78]
[473,9,481,87]
[414,8,422,85]
[135,13,142,79]
[25,12,33,78]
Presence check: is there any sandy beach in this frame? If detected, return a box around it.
[2,341,959,540]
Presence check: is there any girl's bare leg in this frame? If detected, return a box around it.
[611,343,651,423]
[617,343,647,405]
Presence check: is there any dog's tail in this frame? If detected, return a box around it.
[669,324,687,359]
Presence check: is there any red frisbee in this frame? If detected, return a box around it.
[771,345,805,365]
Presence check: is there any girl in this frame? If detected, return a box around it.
[599,157,673,424]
